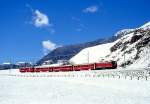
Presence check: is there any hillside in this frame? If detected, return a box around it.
[70,22,150,68]
[37,37,117,65]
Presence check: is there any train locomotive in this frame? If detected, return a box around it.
[19,61,117,73]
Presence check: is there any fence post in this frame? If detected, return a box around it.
[118,75,120,79]
[125,75,127,79]
[137,76,140,80]
[145,76,148,81]
[130,76,132,80]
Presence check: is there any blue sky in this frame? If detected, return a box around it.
[0,0,150,63]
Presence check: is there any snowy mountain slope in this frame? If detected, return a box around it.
[114,29,135,37]
[37,39,106,65]
[69,43,115,65]
[70,22,150,68]
[140,21,150,30]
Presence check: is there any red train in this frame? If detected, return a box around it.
[19,61,117,73]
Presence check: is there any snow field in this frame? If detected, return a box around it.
[0,69,150,104]
[0,71,150,104]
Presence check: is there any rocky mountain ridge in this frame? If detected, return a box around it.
[70,21,150,68]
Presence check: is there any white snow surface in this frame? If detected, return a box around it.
[70,43,115,64]
[0,69,150,104]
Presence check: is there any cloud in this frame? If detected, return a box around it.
[42,40,57,55]
[31,9,55,34]
[83,6,98,13]
[26,4,55,34]
[33,10,50,27]
[25,4,49,27]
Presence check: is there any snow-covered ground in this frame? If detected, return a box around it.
[0,69,150,104]
[70,43,115,65]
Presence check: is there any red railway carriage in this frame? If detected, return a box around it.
[34,68,40,72]
[73,64,94,71]
[34,67,53,72]
[53,65,72,72]
[95,61,117,69]
[20,68,27,73]
[27,67,34,72]
[60,65,73,72]
[20,67,34,72]
[95,62,112,69]
[48,67,53,72]
[19,61,117,73]
[38,68,49,72]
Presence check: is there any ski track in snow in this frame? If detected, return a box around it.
[0,70,150,104]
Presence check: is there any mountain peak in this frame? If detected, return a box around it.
[114,29,135,37]
[140,21,150,30]
[114,21,150,38]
